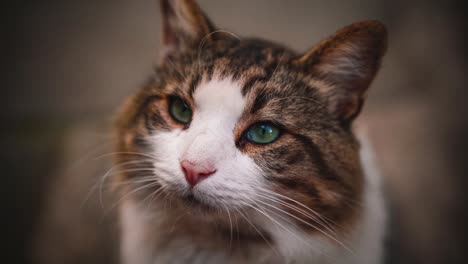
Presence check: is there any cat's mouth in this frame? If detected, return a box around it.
[180,192,217,212]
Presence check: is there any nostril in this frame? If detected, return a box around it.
[180,160,216,186]
[181,165,188,176]
[199,170,216,178]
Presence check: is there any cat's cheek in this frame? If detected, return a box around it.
[148,130,187,188]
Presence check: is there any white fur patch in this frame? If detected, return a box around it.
[120,201,154,264]
[343,133,386,264]
[149,76,264,208]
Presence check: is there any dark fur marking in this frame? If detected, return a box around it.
[250,89,270,114]
[291,133,340,181]
[285,150,305,165]
[188,74,202,98]
[133,135,151,149]
[267,175,318,198]
[241,75,269,96]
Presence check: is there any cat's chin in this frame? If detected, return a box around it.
[178,191,219,213]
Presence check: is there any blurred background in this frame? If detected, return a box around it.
[2,0,467,263]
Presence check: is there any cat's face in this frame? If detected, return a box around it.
[115,0,386,240]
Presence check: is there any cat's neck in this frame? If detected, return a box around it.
[120,201,278,264]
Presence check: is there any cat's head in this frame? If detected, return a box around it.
[114,0,386,242]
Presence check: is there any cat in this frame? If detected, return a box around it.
[113,0,387,263]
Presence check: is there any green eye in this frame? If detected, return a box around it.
[169,97,192,124]
[246,122,280,144]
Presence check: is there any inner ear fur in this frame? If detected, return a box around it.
[160,0,217,61]
[294,20,387,123]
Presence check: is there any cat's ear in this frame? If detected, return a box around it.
[160,0,216,62]
[294,20,387,124]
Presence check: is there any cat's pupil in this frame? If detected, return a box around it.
[169,97,192,124]
[246,122,280,144]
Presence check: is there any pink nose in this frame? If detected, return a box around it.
[180,160,216,186]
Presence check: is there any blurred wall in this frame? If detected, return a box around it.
[2,0,467,263]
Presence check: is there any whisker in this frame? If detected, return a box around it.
[114,177,159,187]
[98,166,155,207]
[250,191,341,240]
[240,200,312,249]
[197,30,241,74]
[234,207,281,258]
[252,196,354,254]
[143,186,165,210]
[243,200,331,260]
[81,159,154,209]
[265,52,286,86]
[106,168,155,175]
[104,181,160,215]
[94,151,158,160]
[67,140,113,172]
[242,195,337,260]
[165,56,189,83]
[223,205,234,249]
[254,186,339,233]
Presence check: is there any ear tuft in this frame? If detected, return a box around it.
[295,20,387,124]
